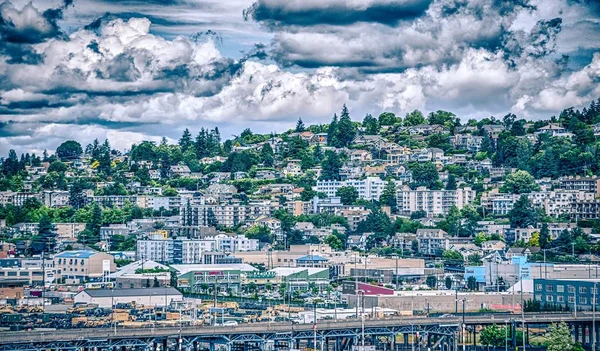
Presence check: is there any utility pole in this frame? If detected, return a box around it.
[520,278,525,351]
[593,282,597,351]
[462,298,466,351]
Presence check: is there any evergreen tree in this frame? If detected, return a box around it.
[206,208,218,227]
[379,180,398,212]
[31,214,57,254]
[509,195,539,228]
[336,104,356,147]
[320,150,342,180]
[68,179,86,209]
[446,173,457,190]
[260,143,275,167]
[539,222,550,249]
[195,128,207,158]
[295,118,305,132]
[327,114,339,147]
[179,128,193,152]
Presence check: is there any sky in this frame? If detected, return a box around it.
[0,0,599,155]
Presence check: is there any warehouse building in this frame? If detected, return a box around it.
[73,287,182,308]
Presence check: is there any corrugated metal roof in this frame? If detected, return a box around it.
[80,287,182,298]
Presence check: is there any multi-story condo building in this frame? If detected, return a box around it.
[181,205,248,227]
[395,186,476,216]
[44,190,69,207]
[415,229,450,256]
[571,201,600,219]
[14,222,86,241]
[138,235,259,264]
[558,176,600,198]
[317,177,391,201]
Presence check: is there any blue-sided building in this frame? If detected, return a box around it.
[534,278,600,310]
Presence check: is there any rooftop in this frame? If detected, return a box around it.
[55,250,97,259]
[297,255,328,262]
[80,287,182,298]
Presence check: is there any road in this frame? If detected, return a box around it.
[0,313,590,345]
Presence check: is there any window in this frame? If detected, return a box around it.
[535,284,542,291]
[568,286,575,293]
[546,285,553,292]
[580,286,587,294]
[569,296,575,303]
[557,285,564,293]
[580,297,587,304]
[557,296,565,302]
[546,296,554,302]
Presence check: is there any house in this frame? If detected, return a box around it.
[407,124,447,136]
[481,240,506,253]
[535,123,573,138]
[481,125,505,139]
[350,149,372,163]
[170,165,191,177]
[505,247,540,259]
[351,135,386,147]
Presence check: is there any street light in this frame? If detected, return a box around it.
[356,289,366,351]
[593,282,598,351]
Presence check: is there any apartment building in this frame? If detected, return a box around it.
[181,205,249,227]
[138,235,259,264]
[558,176,600,198]
[395,186,476,216]
[316,177,391,201]
[415,229,450,256]
[44,190,69,207]
[13,222,86,240]
[527,190,595,217]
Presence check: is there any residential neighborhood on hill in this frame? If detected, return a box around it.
[2,100,600,333]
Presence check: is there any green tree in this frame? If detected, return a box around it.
[260,143,275,167]
[324,234,344,251]
[30,214,57,254]
[426,275,437,289]
[327,114,339,147]
[48,161,67,173]
[404,110,425,126]
[427,110,459,132]
[539,223,551,249]
[445,173,457,190]
[467,276,478,290]
[295,117,305,132]
[245,225,273,244]
[320,150,342,180]
[336,104,356,147]
[363,114,380,135]
[378,112,397,126]
[336,186,359,205]
[445,276,453,289]
[442,250,463,262]
[179,128,193,153]
[379,180,398,212]
[546,322,577,351]
[480,325,507,347]
[509,195,539,228]
[153,276,160,288]
[409,162,439,189]
[502,170,540,194]
[56,140,83,160]
[474,232,488,247]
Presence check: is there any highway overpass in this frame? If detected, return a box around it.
[0,313,596,351]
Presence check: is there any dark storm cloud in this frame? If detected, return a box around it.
[249,0,541,73]
[0,0,72,44]
[244,0,433,27]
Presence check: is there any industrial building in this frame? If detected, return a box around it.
[73,287,182,308]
